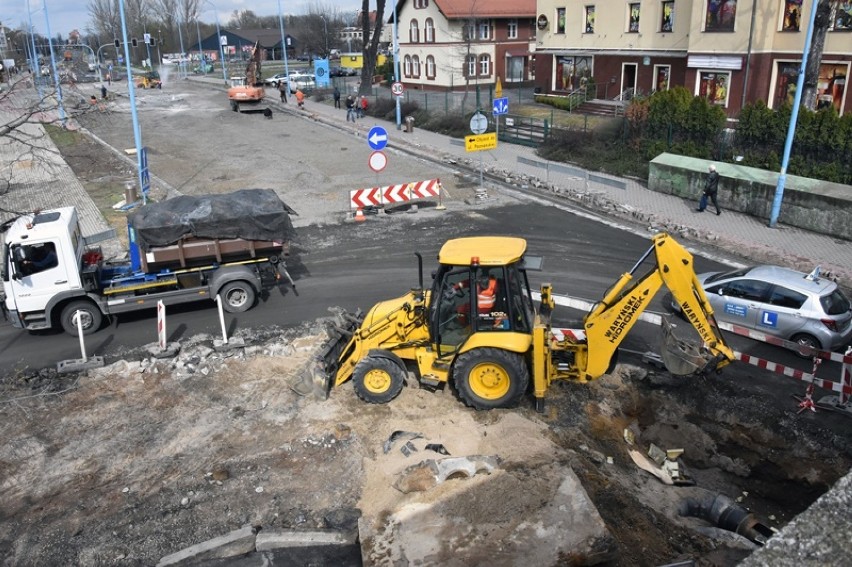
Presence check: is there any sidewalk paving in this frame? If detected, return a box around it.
[243,77,852,285]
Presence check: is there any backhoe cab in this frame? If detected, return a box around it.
[301,233,734,412]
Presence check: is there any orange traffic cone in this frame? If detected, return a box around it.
[354,208,366,222]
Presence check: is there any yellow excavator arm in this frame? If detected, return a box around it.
[580,233,734,379]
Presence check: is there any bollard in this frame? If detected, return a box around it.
[215,294,229,344]
[157,300,167,350]
[76,310,88,363]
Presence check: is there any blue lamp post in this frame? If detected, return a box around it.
[277,0,290,78]
[118,0,147,204]
[203,0,228,84]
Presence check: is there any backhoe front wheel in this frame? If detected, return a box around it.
[352,356,406,404]
[454,348,529,410]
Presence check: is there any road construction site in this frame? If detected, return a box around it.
[1,77,851,566]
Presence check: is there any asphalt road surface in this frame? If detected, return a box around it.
[0,79,840,410]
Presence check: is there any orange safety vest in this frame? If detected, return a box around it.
[476,277,497,313]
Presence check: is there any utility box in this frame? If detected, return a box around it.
[405,116,415,133]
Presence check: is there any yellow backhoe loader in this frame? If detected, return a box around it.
[297,233,735,412]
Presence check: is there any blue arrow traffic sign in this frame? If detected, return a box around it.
[367,126,389,151]
[493,97,509,115]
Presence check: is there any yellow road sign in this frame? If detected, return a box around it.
[495,77,503,98]
[465,132,497,152]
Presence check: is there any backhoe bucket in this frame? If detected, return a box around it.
[660,316,718,376]
[289,308,364,399]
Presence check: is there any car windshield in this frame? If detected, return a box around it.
[704,266,752,284]
[821,288,851,316]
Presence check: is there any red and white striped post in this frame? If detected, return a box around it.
[157,300,166,350]
[841,346,852,407]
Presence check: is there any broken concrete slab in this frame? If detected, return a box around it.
[57,356,104,374]
[255,529,354,550]
[394,455,500,493]
[361,465,617,566]
[156,525,256,566]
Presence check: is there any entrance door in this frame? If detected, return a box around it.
[621,63,638,99]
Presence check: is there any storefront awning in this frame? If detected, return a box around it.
[532,48,687,58]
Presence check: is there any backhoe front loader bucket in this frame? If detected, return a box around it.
[290,308,364,399]
[660,316,725,376]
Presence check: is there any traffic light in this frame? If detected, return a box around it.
[114,39,120,48]
[131,38,138,47]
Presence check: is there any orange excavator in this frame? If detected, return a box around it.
[227,42,267,114]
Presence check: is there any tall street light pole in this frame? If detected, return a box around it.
[25,0,44,101]
[195,19,205,75]
[320,15,328,56]
[769,0,819,228]
[203,0,228,84]
[276,0,290,77]
[392,0,401,130]
[118,0,147,204]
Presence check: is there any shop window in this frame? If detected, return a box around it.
[697,70,730,106]
[653,65,671,91]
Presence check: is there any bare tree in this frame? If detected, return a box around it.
[227,10,261,29]
[801,0,836,110]
[0,81,104,215]
[359,0,386,96]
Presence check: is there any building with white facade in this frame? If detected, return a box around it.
[393,0,536,90]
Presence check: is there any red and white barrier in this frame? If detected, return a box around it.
[350,178,442,209]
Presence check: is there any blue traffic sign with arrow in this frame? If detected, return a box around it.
[367,126,389,151]
[493,97,509,115]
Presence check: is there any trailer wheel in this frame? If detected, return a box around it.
[60,300,103,336]
[352,356,405,404]
[219,281,256,313]
[454,348,529,410]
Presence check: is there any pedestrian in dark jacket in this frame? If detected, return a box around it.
[333,86,341,109]
[345,95,356,122]
[697,164,721,215]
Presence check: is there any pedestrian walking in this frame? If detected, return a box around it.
[333,86,341,109]
[278,80,288,103]
[295,88,305,109]
[345,94,356,122]
[359,95,368,118]
[100,84,108,99]
[697,164,721,215]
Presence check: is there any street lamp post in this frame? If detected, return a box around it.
[195,19,205,75]
[203,0,228,84]
[176,16,187,79]
[392,0,401,129]
[277,0,290,78]
[320,15,328,57]
[27,0,66,126]
[25,0,44,101]
[118,0,147,204]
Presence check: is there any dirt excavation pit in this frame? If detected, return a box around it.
[1,320,850,566]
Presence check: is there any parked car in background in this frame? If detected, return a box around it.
[264,73,290,86]
[670,265,852,356]
[288,73,316,92]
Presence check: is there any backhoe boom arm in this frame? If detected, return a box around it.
[581,233,734,378]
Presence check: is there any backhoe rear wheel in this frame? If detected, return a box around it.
[352,356,406,404]
[454,348,529,410]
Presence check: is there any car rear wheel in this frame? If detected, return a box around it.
[791,333,821,358]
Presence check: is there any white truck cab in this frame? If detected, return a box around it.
[3,208,85,330]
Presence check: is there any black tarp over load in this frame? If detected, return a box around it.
[128,189,297,252]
